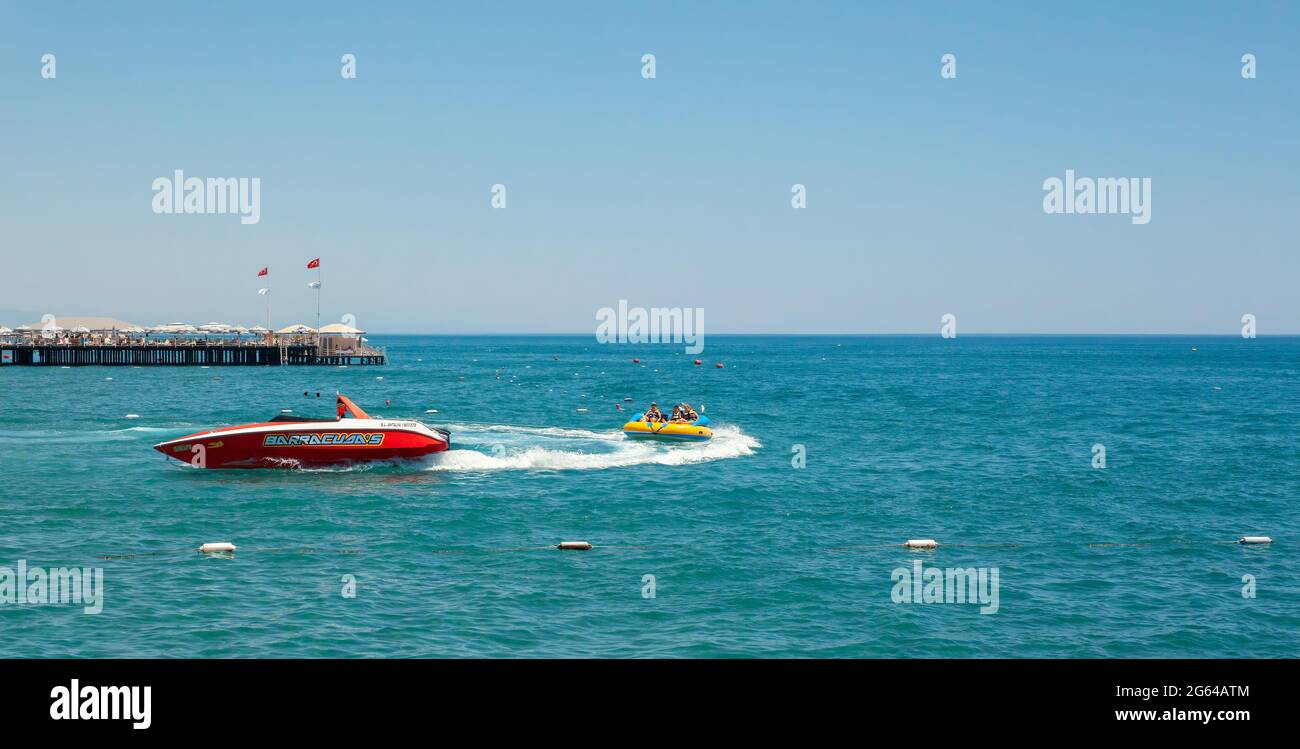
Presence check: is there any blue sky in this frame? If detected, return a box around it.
[1,1,1296,333]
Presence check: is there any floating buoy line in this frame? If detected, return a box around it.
[100,540,661,561]
[831,536,1274,552]
[94,534,1273,562]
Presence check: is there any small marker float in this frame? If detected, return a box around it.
[198,542,236,554]
[1239,536,1273,545]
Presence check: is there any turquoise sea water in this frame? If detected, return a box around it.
[1,335,1296,657]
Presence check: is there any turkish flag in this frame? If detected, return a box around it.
[257,267,268,277]
[307,258,320,269]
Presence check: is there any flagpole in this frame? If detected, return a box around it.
[256,267,272,342]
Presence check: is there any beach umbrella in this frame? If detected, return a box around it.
[73,326,92,333]
[0,326,12,334]
[276,324,317,334]
[248,326,270,333]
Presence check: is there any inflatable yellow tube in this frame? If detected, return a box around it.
[622,420,712,441]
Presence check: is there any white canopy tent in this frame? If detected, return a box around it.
[318,322,365,335]
[24,316,144,333]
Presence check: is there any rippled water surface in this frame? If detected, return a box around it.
[1,335,1296,657]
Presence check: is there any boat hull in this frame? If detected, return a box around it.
[153,418,450,468]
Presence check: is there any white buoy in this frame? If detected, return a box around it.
[198,542,237,553]
[575,407,588,413]
[281,409,292,413]
[425,409,438,414]
[124,414,140,419]
[1239,536,1273,545]
[105,377,113,381]
[557,541,592,551]
[905,539,938,549]
[376,376,383,380]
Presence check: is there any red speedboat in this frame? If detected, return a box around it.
[153,395,450,469]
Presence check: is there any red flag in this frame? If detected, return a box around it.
[257,267,268,277]
[307,258,320,269]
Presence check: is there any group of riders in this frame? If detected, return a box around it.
[641,401,699,423]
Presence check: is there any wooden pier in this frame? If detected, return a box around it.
[0,344,385,366]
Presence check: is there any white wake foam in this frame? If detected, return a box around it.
[424,424,759,472]
[438,422,624,442]
[0,424,181,445]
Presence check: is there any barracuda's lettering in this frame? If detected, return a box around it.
[263,433,384,447]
